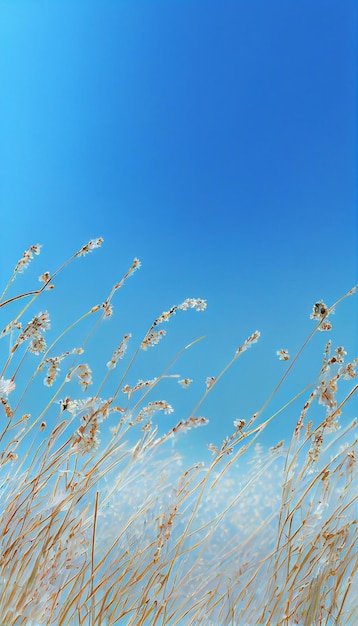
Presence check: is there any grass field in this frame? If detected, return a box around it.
[0,240,356,625]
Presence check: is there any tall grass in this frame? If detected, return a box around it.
[0,240,356,625]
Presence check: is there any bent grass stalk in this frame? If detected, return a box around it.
[0,239,357,625]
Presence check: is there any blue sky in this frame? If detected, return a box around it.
[1,0,357,459]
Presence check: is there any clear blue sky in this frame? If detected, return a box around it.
[1,0,357,459]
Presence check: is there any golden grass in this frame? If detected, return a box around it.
[0,240,356,625]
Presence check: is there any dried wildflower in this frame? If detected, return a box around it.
[339,359,358,380]
[131,257,141,271]
[207,443,220,455]
[316,376,338,410]
[72,364,93,391]
[322,339,332,365]
[0,320,22,339]
[42,350,78,386]
[308,430,324,464]
[15,311,50,354]
[295,395,316,436]
[126,257,141,279]
[107,334,131,370]
[31,244,41,255]
[310,300,329,321]
[154,504,179,562]
[22,311,50,338]
[0,397,13,418]
[3,452,18,464]
[39,271,54,290]
[165,416,209,437]
[178,298,207,311]
[137,401,174,420]
[101,300,113,318]
[29,335,47,355]
[344,449,356,475]
[209,418,247,456]
[305,419,313,437]
[269,440,284,455]
[13,244,41,274]
[76,237,104,257]
[335,346,347,360]
[154,306,178,325]
[140,297,206,353]
[235,330,260,356]
[323,412,340,433]
[122,377,157,398]
[205,376,216,390]
[0,377,15,396]
[64,397,92,416]
[178,378,193,389]
[319,320,333,332]
[141,329,166,350]
[39,271,51,283]
[220,436,236,454]
[113,258,141,290]
[276,349,290,361]
[233,418,246,430]
[310,300,334,331]
[210,437,231,455]
[65,397,109,424]
[72,413,101,454]
[60,396,71,412]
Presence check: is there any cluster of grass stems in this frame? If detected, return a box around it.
[0,240,357,626]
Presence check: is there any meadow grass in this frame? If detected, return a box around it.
[0,240,357,626]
